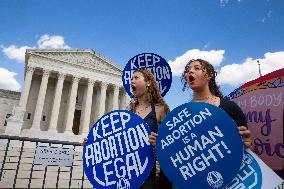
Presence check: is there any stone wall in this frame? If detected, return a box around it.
[0,90,20,134]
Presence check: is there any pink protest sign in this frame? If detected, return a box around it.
[226,68,284,171]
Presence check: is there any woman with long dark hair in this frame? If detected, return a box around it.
[181,59,251,148]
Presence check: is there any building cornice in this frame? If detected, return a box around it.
[0,89,21,100]
[25,48,122,72]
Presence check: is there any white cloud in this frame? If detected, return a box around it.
[0,67,21,91]
[261,10,272,23]
[2,45,32,62]
[217,51,284,86]
[169,49,225,76]
[37,34,70,49]
[1,34,70,63]
[220,0,229,6]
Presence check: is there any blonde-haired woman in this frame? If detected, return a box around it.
[130,69,172,189]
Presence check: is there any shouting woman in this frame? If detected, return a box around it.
[180,59,251,148]
[130,69,172,189]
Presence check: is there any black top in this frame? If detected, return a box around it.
[141,104,158,186]
[143,104,159,133]
[218,98,247,127]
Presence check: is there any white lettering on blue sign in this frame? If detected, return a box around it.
[162,108,212,149]
[226,151,262,188]
[85,123,149,167]
[122,53,172,97]
[83,110,154,189]
[167,119,231,181]
[156,103,243,189]
[130,54,160,69]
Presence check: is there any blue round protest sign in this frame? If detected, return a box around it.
[156,102,244,189]
[122,53,172,97]
[226,150,262,188]
[83,110,154,189]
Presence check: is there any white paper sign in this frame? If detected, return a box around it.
[33,146,74,167]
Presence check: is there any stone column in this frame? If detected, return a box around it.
[19,66,35,109]
[97,82,108,118]
[31,69,50,130]
[119,89,125,109]
[112,85,119,110]
[123,91,130,110]
[48,73,65,132]
[65,76,80,134]
[80,79,95,135]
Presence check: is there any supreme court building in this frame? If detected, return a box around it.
[0,49,131,188]
[2,48,129,142]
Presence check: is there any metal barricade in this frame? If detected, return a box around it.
[0,135,92,188]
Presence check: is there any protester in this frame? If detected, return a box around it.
[129,69,172,189]
[148,59,251,189]
[180,59,252,148]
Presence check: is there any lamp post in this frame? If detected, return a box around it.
[257,60,262,77]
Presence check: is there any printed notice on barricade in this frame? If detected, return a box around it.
[33,146,74,167]
[83,110,154,189]
[156,102,244,188]
[122,53,172,97]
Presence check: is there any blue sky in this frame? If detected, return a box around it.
[0,0,283,109]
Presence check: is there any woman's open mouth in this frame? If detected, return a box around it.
[131,85,136,92]
[188,75,195,83]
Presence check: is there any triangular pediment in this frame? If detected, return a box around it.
[26,49,122,75]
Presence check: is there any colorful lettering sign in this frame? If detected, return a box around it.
[226,68,284,171]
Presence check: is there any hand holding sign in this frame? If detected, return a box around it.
[156,102,244,188]
[83,110,154,189]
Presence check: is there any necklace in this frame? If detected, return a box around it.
[136,104,150,115]
[192,95,212,101]
[192,95,218,106]
[192,96,211,101]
